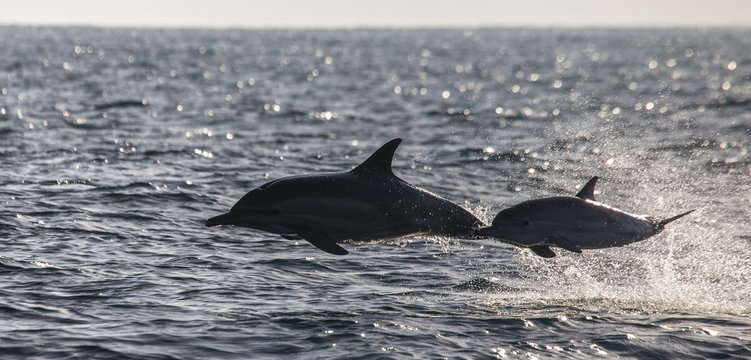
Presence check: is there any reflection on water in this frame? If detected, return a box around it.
[0,26,749,359]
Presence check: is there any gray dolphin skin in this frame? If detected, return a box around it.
[206,138,485,255]
[474,177,694,258]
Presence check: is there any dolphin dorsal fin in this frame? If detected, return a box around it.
[575,176,598,200]
[351,138,402,175]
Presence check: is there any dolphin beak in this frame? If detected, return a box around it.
[206,208,277,227]
[473,226,500,238]
[206,212,237,227]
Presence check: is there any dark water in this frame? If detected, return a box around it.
[1,26,749,359]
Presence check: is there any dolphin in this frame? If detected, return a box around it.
[206,138,485,255]
[474,177,694,258]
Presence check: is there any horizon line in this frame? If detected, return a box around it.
[2,22,750,31]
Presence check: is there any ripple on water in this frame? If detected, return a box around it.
[0,27,749,359]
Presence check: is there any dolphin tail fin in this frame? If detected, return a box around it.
[655,209,695,229]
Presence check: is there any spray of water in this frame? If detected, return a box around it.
[476,117,751,316]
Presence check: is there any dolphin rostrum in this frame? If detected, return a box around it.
[474,177,694,258]
[206,138,485,255]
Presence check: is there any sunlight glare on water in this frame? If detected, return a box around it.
[0,26,749,359]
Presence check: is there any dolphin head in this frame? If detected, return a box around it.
[475,205,534,241]
[473,198,571,247]
[491,207,532,229]
[205,177,290,229]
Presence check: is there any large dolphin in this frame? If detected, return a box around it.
[206,138,485,255]
[475,177,694,258]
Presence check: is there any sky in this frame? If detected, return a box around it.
[2,0,751,29]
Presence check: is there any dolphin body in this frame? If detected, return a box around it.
[206,138,484,255]
[475,177,694,258]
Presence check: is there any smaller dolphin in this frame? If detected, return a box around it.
[475,177,694,258]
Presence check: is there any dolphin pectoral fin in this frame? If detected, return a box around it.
[294,229,349,255]
[529,245,557,258]
[575,176,598,200]
[550,235,582,253]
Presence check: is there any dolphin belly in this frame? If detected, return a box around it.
[565,203,655,248]
[273,198,410,239]
[220,196,423,243]
[206,211,298,234]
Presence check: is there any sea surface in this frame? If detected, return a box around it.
[0,26,749,359]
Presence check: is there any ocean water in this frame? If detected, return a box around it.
[0,26,749,359]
